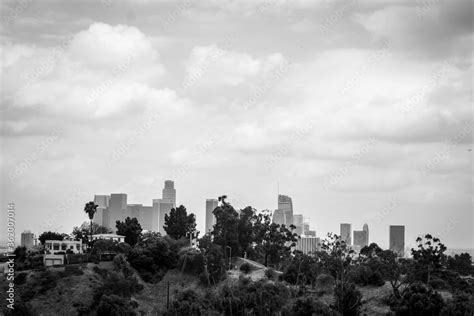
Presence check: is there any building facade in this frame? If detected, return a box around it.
[205,199,219,233]
[272,209,286,225]
[293,214,304,235]
[389,225,405,257]
[340,223,352,245]
[92,180,177,235]
[278,194,293,226]
[353,230,368,248]
[295,237,321,255]
[20,231,35,249]
[363,223,369,245]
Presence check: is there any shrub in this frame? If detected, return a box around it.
[390,281,445,316]
[265,268,275,280]
[429,277,448,290]
[440,292,474,315]
[333,281,363,316]
[96,294,137,315]
[165,288,213,315]
[315,273,335,295]
[15,272,28,285]
[240,263,251,274]
[178,247,204,275]
[285,296,335,316]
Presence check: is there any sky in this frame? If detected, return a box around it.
[0,0,472,250]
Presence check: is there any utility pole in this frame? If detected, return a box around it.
[166,281,170,310]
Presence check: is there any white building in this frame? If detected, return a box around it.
[92,234,125,243]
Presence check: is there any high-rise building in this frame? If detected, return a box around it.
[21,231,35,249]
[363,223,369,245]
[272,209,286,225]
[278,194,293,226]
[293,214,304,235]
[340,223,352,245]
[205,199,219,233]
[389,225,405,257]
[162,180,176,207]
[303,223,310,235]
[353,230,368,248]
[94,195,110,227]
[295,237,321,255]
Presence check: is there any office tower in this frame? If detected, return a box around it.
[353,230,368,248]
[363,223,369,245]
[94,195,110,227]
[340,223,352,245]
[303,223,310,235]
[21,231,35,249]
[107,193,127,233]
[293,214,304,235]
[295,236,321,255]
[272,209,286,225]
[389,225,405,257]
[162,180,176,207]
[306,230,316,237]
[205,199,219,233]
[158,199,174,235]
[278,194,293,226]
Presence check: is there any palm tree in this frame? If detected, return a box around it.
[84,201,98,244]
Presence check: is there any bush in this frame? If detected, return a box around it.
[240,263,251,274]
[441,292,474,315]
[429,277,448,290]
[285,296,335,316]
[315,273,335,295]
[265,268,275,280]
[96,294,137,315]
[333,281,363,316]
[390,281,445,316]
[15,272,28,285]
[178,247,204,275]
[165,288,213,315]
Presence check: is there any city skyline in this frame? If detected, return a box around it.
[1,1,472,251]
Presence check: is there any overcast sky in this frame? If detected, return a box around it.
[1,0,472,250]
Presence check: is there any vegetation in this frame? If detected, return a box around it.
[5,198,474,315]
[116,217,143,246]
[163,205,197,240]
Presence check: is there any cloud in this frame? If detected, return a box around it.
[183,44,287,88]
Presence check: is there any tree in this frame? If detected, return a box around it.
[253,211,299,267]
[163,205,197,240]
[212,199,240,260]
[116,217,142,246]
[84,201,98,243]
[447,253,473,276]
[38,231,67,245]
[411,234,447,283]
[317,233,354,282]
[238,206,257,257]
[72,222,111,244]
[389,281,445,315]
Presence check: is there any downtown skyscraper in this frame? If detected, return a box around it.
[205,198,219,233]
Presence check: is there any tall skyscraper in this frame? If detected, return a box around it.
[272,209,286,225]
[162,180,176,207]
[353,230,368,248]
[389,225,405,257]
[340,223,352,245]
[363,223,369,245]
[278,194,293,226]
[94,195,110,227]
[21,231,35,249]
[293,214,304,235]
[205,199,219,233]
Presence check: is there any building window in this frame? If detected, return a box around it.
[61,244,67,250]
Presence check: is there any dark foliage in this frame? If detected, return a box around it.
[333,281,363,316]
[389,281,445,316]
[163,205,197,240]
[116,217,142,246]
